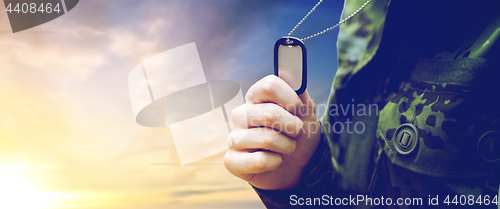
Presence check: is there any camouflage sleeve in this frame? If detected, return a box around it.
[252,124,337,208]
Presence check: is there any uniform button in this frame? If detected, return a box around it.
[393,123,419,155]
[477,131,500,162]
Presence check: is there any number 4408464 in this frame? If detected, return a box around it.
[5,3,61,14]
[443,195,498,206]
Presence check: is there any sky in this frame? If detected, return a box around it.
[0,0,344,208]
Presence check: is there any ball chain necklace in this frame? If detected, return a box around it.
[274,0,372,95]
[288,0,372,42]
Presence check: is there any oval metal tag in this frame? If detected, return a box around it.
[274,37,307,95]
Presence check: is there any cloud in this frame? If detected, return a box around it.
[0,33,104,82]
[170,187,245,197]
[0,1,348,208]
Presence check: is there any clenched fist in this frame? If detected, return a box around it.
[224,75,321,190]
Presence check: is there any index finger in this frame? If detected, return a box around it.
[245,75,303,114]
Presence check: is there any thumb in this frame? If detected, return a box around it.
[297,90,317,119]
[298,90,314,107]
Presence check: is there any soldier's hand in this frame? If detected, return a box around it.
[224,75,321,190]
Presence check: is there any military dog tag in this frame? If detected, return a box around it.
[274,37,307,95]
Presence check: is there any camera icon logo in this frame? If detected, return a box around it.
[128,43,245,165]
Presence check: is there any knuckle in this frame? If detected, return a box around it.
[262,106,280,123]
[261,77,278,96]
[267,155,282,171]
[263,110,276,123]
[252,153,266,172]
[230,129,248,148]
[231,105,245,125]
[262,131,277,149]
[246,75,279,102]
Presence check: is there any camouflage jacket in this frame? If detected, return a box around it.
[254,0,500,208]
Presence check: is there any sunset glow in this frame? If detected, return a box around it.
[0,0,340,208]
[0,165,56,209]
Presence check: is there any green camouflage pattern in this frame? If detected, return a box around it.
[378,68,496,178]
[254,0,500,208]
[334,0,388,91]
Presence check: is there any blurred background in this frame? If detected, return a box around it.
[0,0,343,208]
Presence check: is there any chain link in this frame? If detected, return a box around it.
[287,0,372,42]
